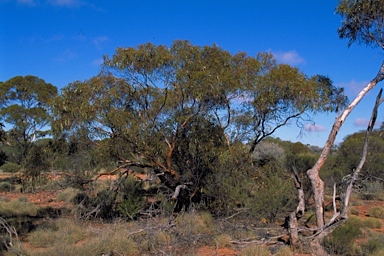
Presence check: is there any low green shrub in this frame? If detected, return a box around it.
[57,187,79,203]
[240,245,270,256]
[368,206,384,219]
[364,217,383,229]
[28,218,85,249]
[214,233,232,248]
[274,246,293,256]
[0,200,40,217]
[360,181,384,200]
[323,218,362,255]
[0,162,21,173]
[350,207,359,216]
[27,220,137,256]
[176,211,214,236]
[0,181,13,192]
[362,233,384,255]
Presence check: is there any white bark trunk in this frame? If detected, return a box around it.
[307,62,383,228]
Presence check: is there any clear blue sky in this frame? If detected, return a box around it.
[1,0,383,147]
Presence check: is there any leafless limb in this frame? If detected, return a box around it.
[0,217,23,256]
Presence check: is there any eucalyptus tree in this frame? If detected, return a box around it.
[52,40,346,213]
[0,76,58,164]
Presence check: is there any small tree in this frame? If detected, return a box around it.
[0,76,58,164]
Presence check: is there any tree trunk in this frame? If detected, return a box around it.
[307,63,383,229]
[288,166,305,247]
[305,63,384,255]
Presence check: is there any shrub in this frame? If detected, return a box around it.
[323,218,362,255]
[214,233,232,248]
[368,206,384,219]
[346,215,364,228]
[362,233,384,255]
[0,162,21,173]
[0,181,13,192]
[350,207,359,216]
[116,176,143,220]
[360,181,383,200]
[0,200,40,217]
[27,220,137,256]
[28,226,58,248]
[250,169,296,223]
[28,218,85,249]
[274,246,293,256]
[364,217,382,229]
[176,211,214,236]
[240,245,270,256]
[57,187,79,203]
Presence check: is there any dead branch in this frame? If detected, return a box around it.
[171,183,193,199]
[0,217,23,256]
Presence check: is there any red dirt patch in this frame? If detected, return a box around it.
[1,189,71,209]
[194,246,238,256]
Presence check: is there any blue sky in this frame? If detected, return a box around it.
[1,0,384,147]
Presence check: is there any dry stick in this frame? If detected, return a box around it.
[0,217,23,256]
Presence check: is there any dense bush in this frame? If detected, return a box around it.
[362,233,384,255]
[0,162,21,173]
[0,181,13,192]
[323,217,363,255]
[74,175,144,220]
[368,206,384,219]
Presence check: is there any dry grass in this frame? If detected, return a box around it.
[0,199,40,217]
[26,219,138,256]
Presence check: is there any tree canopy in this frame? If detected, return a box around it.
[52,40,347,191]
[337,0,384,49]
[0,76,58,163]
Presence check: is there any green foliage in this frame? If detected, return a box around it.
[350,207,360,216]
[0,162,21,173]
[337,0,384,49]
[323,217,363,255]
[368,206,384,219]
[57,187,80,203]
[204,143,255,216]
[176,211,214,236]
[240,245,271,256]
[322,125,384,197]
[0,181,13,192]
[0,122,6,144]
[360,180,384,200]
[52,41,347,196]
[24,145,50,180]
[0,76,57,163]
[363,217,382,229]
[116,176,143,220]
[27,219,138,256]
[250,169,296,223]
[0,199,40,217]
[363,233,384,255]
[75,176,144,220]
